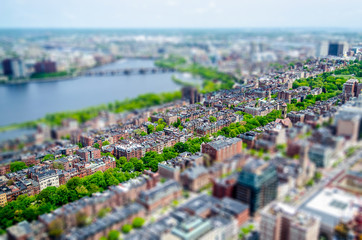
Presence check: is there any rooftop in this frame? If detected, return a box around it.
[299,188,360,228]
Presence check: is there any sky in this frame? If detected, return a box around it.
[1,0,362,29]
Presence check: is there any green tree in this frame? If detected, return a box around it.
[107,230,120,240]
[87,184,100,194]
[37,186,57,204]
[209,116,217,122]
[147,124,155,134]
[122,162,134,172]
[132,217,145,228]
[134,160,145,172]
[102,140,110,146]
[149,160,159,172]
[172,118,181,128]
[142,151,159,165]
[93,143,100,149]
[155,124,163,132]
[66,177,82,191]
[122,224,132,234]
[75,185,89,198]
[129,157,138,164]
[163,147,178,160]
[43,154,55,161]
[55,185,69,206]
[306,179,314,187]
[116,157,127,168]
[10,161,28,172]
[85,171,107,189]
[174,142,188,153]
[104,169,120,186]
[314,172,323,181]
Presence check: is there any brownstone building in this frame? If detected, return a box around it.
[114,142,143,160]
[201,137,242,162]
[137,180,182,213]
[76,147,101,161]
[180,166,210,192]
[212,175,237,199]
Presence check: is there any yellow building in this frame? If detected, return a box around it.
[0,191,7,207]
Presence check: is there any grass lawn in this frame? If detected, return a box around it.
[334,74,362,81]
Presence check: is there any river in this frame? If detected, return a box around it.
[0,59,202,141]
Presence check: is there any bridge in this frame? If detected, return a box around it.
[81,67,175,77]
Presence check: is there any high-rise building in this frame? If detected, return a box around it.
[328,42,349,56]
[260,202,320,240]
[235,159,278,216]
[34,60,57,74]
[342,79,362,101]
[317,41,329,57]
[335,93,362,140]
[2,58,26,78]
[182,86,203,104]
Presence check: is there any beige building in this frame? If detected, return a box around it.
[0,191,7,207]
[260,202,320,240]
[336,115,360,142]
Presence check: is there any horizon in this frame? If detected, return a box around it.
[1,0,362,29]
[2,27,362,32]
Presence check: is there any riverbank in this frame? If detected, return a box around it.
[0,57,208,135]
[3,75,77,85]
[155,56,237,92]
[171,75,200,88]
[0,59,123,85]
[0,58,189,127]
[0,122,38,133]
[0,91,182,133]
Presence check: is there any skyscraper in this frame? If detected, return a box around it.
[2,58,26,79]
[317,41,329,57]
[235,159,278,216]
[181,86,203,104]
[328,42,349,56]
[34,60,57,74]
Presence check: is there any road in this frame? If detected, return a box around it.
[292,148,362,209]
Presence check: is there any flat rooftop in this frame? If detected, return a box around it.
[299,188,360,228]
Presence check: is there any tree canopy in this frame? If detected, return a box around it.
[10,161,28,172]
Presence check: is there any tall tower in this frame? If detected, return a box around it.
[235,159,278,216]
[268,89,271,101]
[282,103,287,118]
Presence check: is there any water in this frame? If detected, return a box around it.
[0,128,36,142]
[0,59,202,141]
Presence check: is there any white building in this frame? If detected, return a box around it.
[37,171,60,191]
[300,188,361,239]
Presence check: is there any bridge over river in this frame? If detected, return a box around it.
[81,67,175,76]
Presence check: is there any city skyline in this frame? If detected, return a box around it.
[1,0,362,29]
[0,2,362,239]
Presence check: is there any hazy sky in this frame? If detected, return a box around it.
[1,0,362,29]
